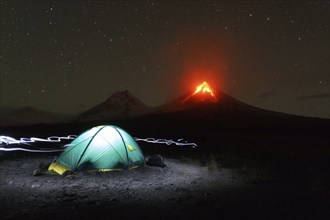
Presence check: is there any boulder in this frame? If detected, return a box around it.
[146,154,166,168]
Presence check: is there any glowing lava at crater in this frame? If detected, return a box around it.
[193,81,215,97]
[183,81,218,103]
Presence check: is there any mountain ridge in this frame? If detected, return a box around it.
[1,89,327,127]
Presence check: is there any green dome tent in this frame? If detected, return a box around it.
[48,125,145,175]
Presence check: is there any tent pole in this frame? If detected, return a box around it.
[74,126,106,171]
[113,127,130,169]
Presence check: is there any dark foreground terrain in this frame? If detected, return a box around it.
[1,114,330,220]
[1,151,329,220]
[1,154,248,220]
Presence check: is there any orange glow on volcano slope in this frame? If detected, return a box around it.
[183,81,218,103]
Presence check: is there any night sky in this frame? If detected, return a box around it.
[1,1,329,118]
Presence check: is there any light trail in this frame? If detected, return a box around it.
[0,147,65,153]
[0,135,77,146]
[134,137,197,148]
[0,135,197,153]
[0,135,76,153]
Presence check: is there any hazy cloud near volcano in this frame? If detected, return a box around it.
[258,90,277,99]
[296,93,330,100]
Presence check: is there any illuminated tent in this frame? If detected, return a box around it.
[48,125,145,175]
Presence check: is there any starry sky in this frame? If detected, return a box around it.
[1,1,329,118]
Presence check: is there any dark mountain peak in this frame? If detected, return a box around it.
[0,106,17,115]
[1,106,59,126]
[14,106,41,114]
[101,90,147,110]
[104,90,142,105]
[78,90,150,121]
[108,90,130,98]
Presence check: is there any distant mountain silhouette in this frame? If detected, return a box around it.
[1,88,324,128]
[0,106,17,115]
[77,90,150,121]
[0,106,60,126]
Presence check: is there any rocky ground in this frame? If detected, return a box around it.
[1,154,329,220]
[0,154,246,219]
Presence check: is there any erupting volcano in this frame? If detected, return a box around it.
[183,81,218,103]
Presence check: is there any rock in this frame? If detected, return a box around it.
[175,187,190,193]
[146,154,166,168]
[33,169,41,176]
[62,170,75,177]
[196,198,214,207]
[31,183,40,188]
